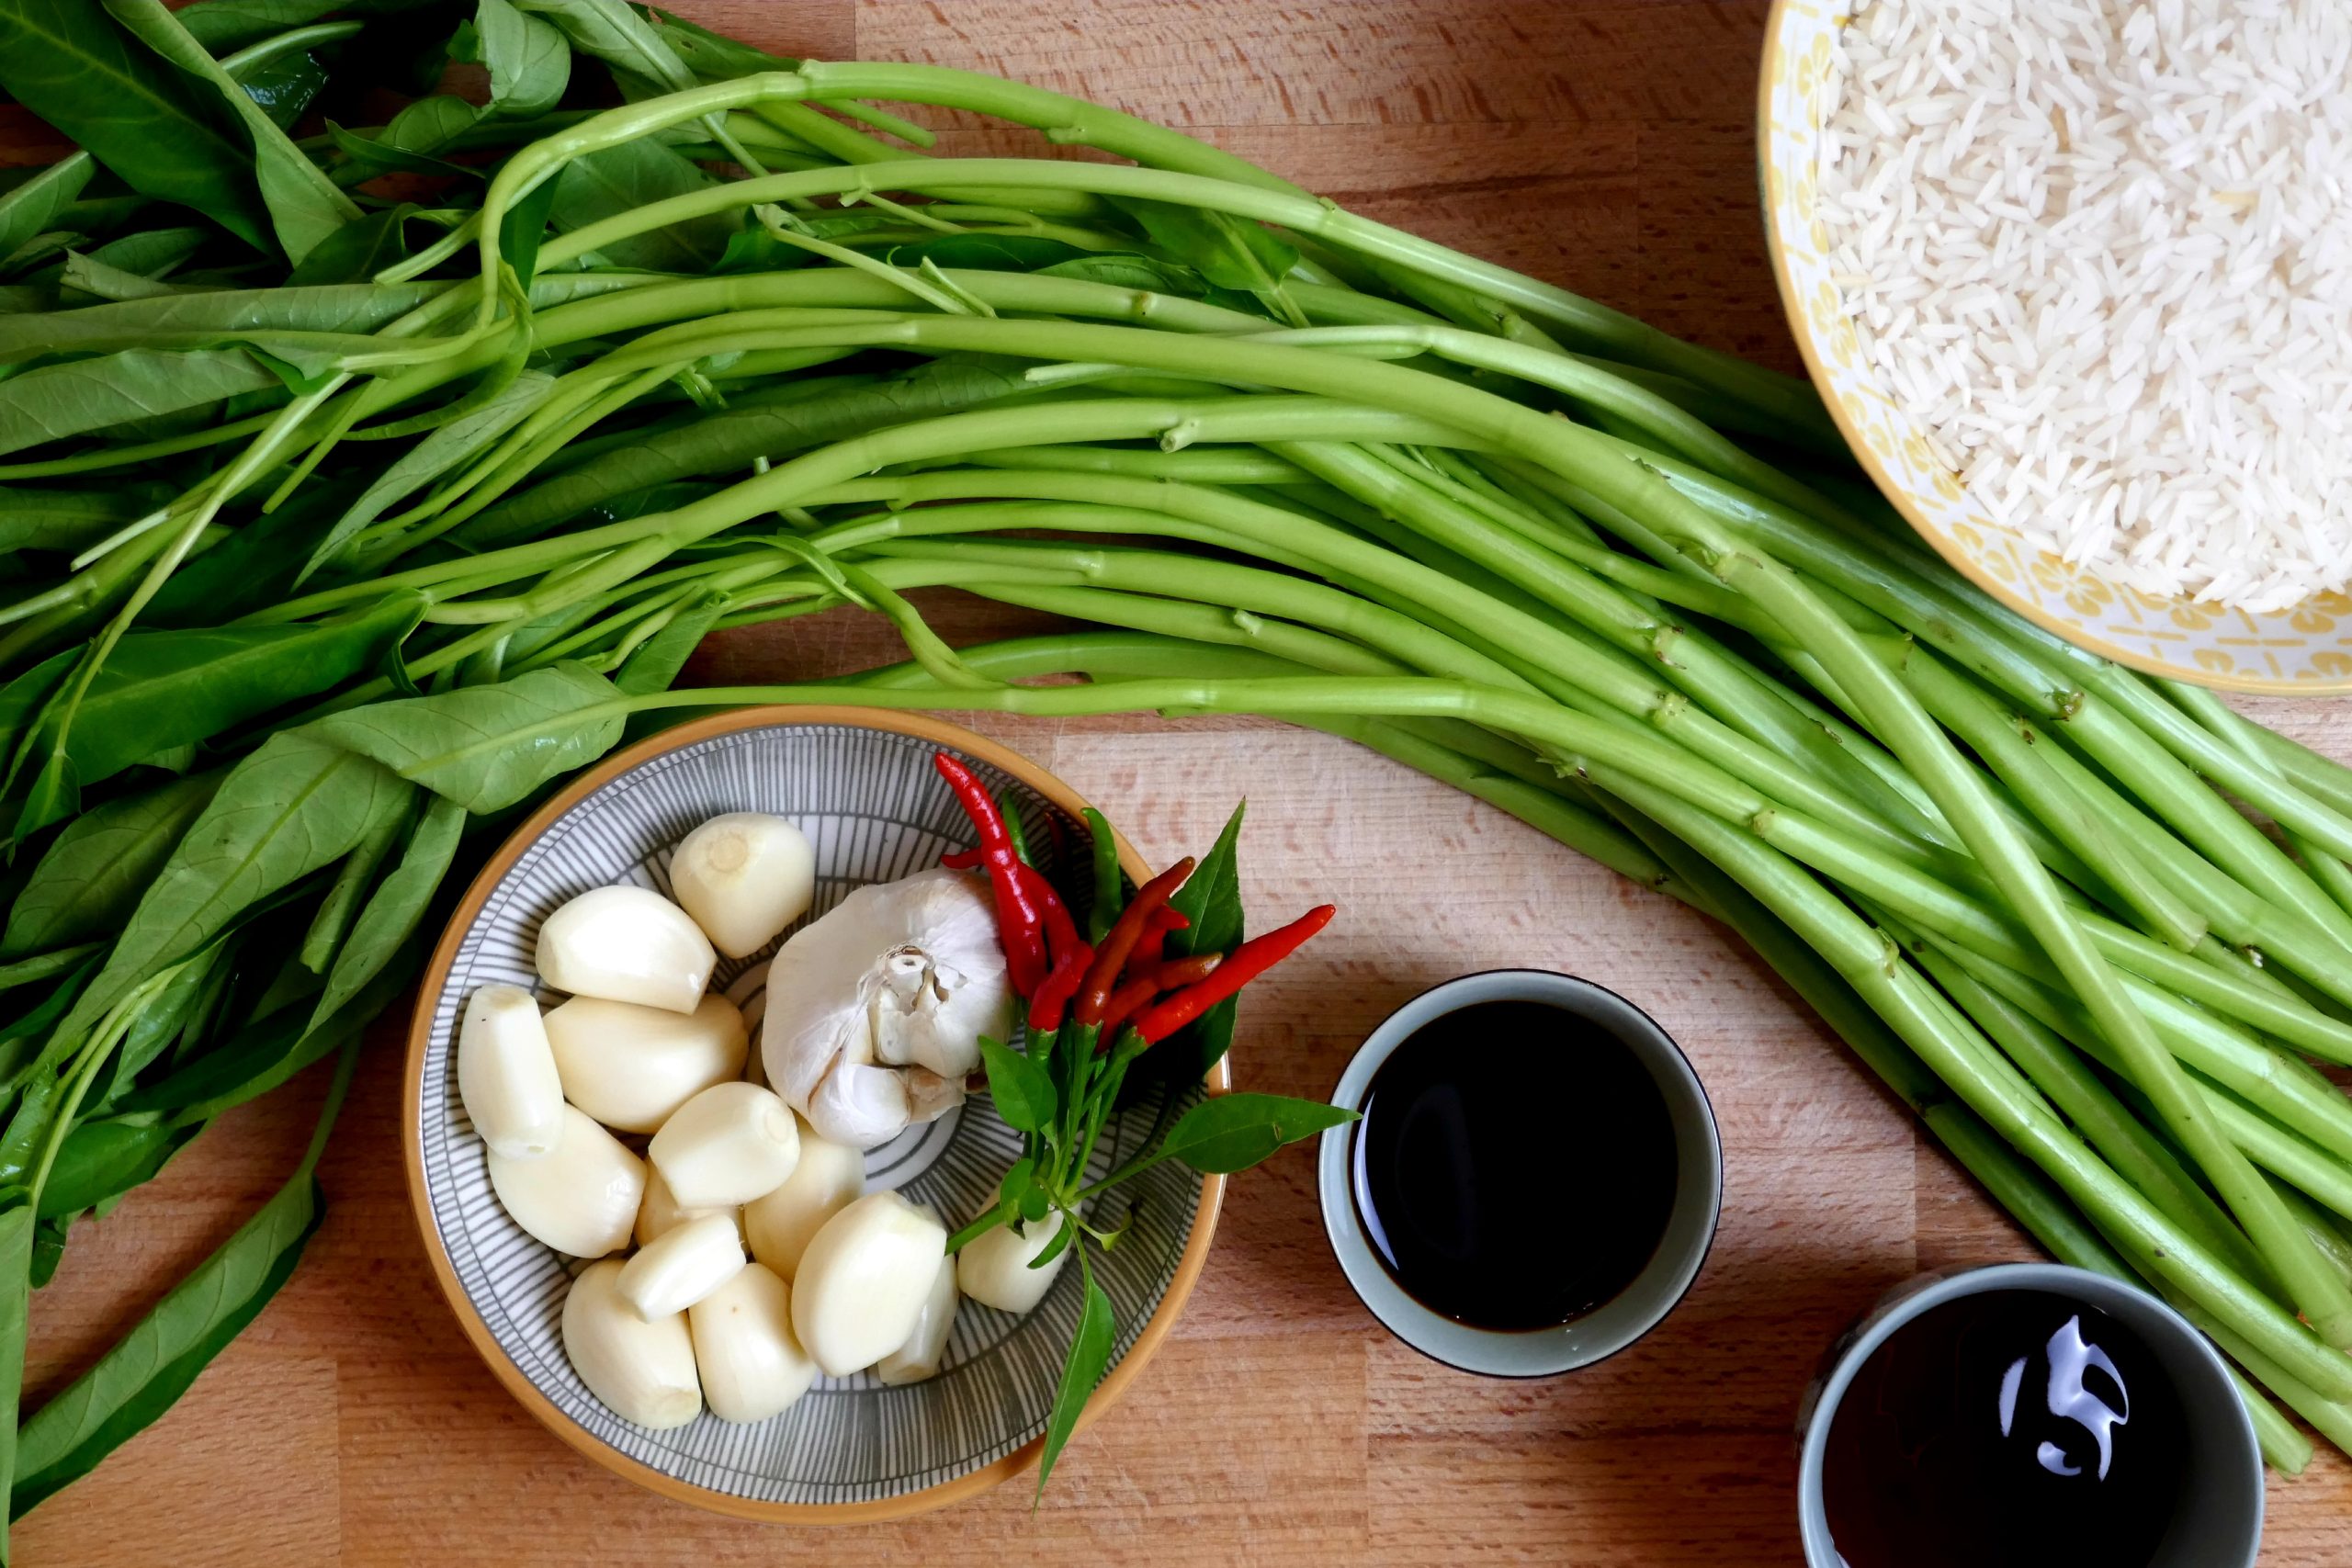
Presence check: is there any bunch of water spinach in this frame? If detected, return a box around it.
[10,0,2352,1530]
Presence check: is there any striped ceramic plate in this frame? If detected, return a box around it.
[403,707,1226,1520]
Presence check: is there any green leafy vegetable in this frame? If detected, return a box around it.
[0,347,280,458]
[477,0,571,118]
[304,662,623,813]
[978,1036,1054,1134]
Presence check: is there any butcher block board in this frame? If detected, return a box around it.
[9,2,2352,1563]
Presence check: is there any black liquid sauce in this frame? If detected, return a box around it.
[1349,998,1678,1332]
[1823,1290,2187,1568]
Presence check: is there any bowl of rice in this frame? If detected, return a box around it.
[1759,0,2352,691]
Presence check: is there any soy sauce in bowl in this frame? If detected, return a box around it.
[1348,998,1678,1331]
[1823,1289,2188,1568]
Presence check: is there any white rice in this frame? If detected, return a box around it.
[1815,0,2352,611]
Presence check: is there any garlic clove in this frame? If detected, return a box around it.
[535,885,715,1013]
[805,1059,910,1150]
[957,1205,1069,1314]
[545,992,748,1134]
[689,1262,817,1423]
[876,1246,959,1385]
[742,1114,863,1280]
[563,1258,701,1429]
[457,984,564,1160]
[790,1190,948,1376]
[635,1167,742,1248]
[649,1081,800,1208]
[616,1212,747,1319]
[488,1106,644,1258]
[669,813,815,959]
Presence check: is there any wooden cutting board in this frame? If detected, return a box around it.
[13,3,2352,1562]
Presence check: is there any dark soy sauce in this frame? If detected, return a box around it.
[1824,1290,2187,1568]
[1349,998,1678,1332]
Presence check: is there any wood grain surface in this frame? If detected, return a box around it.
[14,2,2352,1562]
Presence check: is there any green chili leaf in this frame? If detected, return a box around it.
[302,370,557,583]
[12,1039,355,1520]
[0,0,273,252]
[100,0,361,264]
[1035,1244,1113,1499]
[4,773,222,960]
[478,0,571,118]
[0,157,93,263]
[58,731,409,1042]
[1152,1091,1357,1175]
[978,1035,1056,1135]
[305,794,461,1030]
[1163,798,1245,1075]
[0,346,279,458]
[303,661,623,813]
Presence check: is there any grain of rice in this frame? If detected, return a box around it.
[1818,0,2352,609]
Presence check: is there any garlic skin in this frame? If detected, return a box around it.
[689,1263,818,1422]
[957,1207,1069,1314]
[790,1191,949,1376]
[545,992,748,1133]
[563,1258,701,1429]
[457,985,563,1160]
[616,1212,747,1319]
[876,1247,959,1386]
[670,813,816,958]
[763,869,1012,1148]
[742,1115,863,1280]
[649,1082,801,1208]
[635,1168,741,1248]
[535,885,715,1013]
[488,1106,644,1258]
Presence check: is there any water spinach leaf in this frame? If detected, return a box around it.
[11,1040,356,1520]
[0,0,273,252]
[299,783,414,972]
[547,139,729,272]
[37,1119,198,1221]
[307,795,461,1030]
[58,731,408,1041]
[304,662,623,813]
[0,347,280,458]
[100,0,361,264]
[478,0,571,118]
[3,773,223,960]
[0,157,93,264]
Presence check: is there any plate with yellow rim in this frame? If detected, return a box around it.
[1757,0,2352,694]
[402,706,1227,1522]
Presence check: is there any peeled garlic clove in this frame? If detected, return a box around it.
[563,1258,701,1429]
[805,1059,910,1149]
[617,1212,747,1319]
[489,1106,644,1258]
[876,1247,959,1385]
[458,985,563,1160]
[957,1206,1069,1314]
[670,813,815,959]
[546,992,748,1134]
[650,1082,800,1208]
[743,1115,863,1280]
[689,1263,817,1422]
[635,1168,741,1249]
[790,1190,947,1376]
[535,885,714,1013]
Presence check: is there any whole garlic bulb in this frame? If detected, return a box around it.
[761,869,1012,1148]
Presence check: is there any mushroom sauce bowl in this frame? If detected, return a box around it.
[404,708,1225,1521]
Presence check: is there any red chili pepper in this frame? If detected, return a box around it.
[1131,905,1189,970]
[1028,942,1093,1032]
[1014,862,1081,963]
[1072,856,1193,1027]
[940,847,982,870]
[1134,905,1336,1044]
[1094,952,1221,1043]
[933,752,1046,996]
